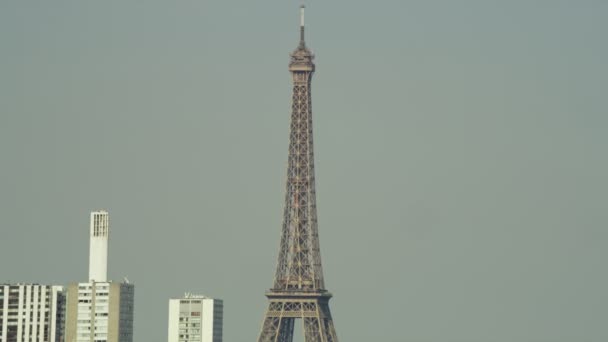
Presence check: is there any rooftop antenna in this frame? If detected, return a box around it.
[299,3,306,46]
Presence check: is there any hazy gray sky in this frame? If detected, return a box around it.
[1,1,607,341]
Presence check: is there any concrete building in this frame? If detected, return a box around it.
[65,210,134,342]
[0,284,65,342]
[65,282,134,342]
[168,294,223,342]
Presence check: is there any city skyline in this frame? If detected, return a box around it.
[2,1,608,342]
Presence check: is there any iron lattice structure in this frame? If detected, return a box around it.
[257,7,339,342]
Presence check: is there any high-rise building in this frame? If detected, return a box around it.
[65,282,134,342]
[65,210,134,342]
[167,294,222,342]
[0,284,66,342]
[256,6,339,342]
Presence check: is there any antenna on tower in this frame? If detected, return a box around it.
[299,3,306,45]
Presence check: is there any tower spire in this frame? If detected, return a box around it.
[290,4,314,72]
[300,5,306,46]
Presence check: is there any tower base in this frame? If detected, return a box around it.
[257,291,338,342]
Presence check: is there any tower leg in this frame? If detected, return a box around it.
[257,298,338,342]
[258,307,295,342]
[319,302,338,342]
[258,316,280,342]
[303,317,321,342]
[320,317,338,342]
[302,308,338,342]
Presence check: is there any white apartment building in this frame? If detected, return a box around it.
[0,284,65,342]
[168,294,223,342]
[65,210,135,342]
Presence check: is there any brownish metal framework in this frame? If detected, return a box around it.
[257,6,339,342]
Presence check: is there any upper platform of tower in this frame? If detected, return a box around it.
[289,5,315,72]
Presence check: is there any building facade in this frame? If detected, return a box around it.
[65,282,134,342]
[0,284,65,342]
[168,294,222,342]
[65,210,135,342]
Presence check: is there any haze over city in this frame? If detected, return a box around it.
[1,1,607,341]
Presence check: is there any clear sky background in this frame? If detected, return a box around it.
[1,1,607,341]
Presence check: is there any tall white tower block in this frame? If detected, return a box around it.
[65,210,135,342]
[89,210,109,282]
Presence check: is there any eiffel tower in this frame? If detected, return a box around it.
[257,5,339,342]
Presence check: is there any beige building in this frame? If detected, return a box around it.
[65,281,134,342]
